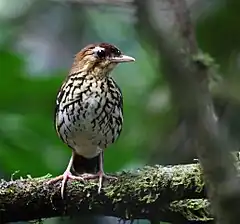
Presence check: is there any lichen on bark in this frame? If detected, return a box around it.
[0,163,210,223]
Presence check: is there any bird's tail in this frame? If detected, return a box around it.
[71,153,100,174]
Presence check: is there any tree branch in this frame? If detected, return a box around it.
[0,164,211,223]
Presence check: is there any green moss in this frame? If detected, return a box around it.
[1,164,212,223]
[170,199,213,221]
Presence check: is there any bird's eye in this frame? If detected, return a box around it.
[111,48,121,56]
[97,49,106,58]
[115,49,121,56]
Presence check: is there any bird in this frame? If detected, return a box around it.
[48,42,135,198]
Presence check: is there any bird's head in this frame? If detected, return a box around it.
[71,43,135,78]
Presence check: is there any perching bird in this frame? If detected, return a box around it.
[48,43,135,198]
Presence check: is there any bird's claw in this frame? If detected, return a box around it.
[47,170,117,198]
[80,172,117,193]
[47,171,84,199]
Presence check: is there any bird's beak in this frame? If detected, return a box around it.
[110,54,135,63]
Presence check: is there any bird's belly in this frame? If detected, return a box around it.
[57,96,122,157]
[67,133,102,158]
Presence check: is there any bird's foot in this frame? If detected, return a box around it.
[48,170,117,197]
[47,171,84,199]
[80,171,117,193]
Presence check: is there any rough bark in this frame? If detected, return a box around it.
[0,164,212,223]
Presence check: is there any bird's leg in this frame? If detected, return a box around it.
[47,152,84,199]
[80,150,117,193]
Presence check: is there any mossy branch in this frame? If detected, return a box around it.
[0,164,212,223]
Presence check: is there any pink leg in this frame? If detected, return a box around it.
[80,151,117,193]
[48,151,117,198]
[47,152,84,199]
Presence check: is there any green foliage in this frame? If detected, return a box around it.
[0,49,64,176]
[197,0,240,71]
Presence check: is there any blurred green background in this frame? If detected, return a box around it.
[1,0,240,223]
